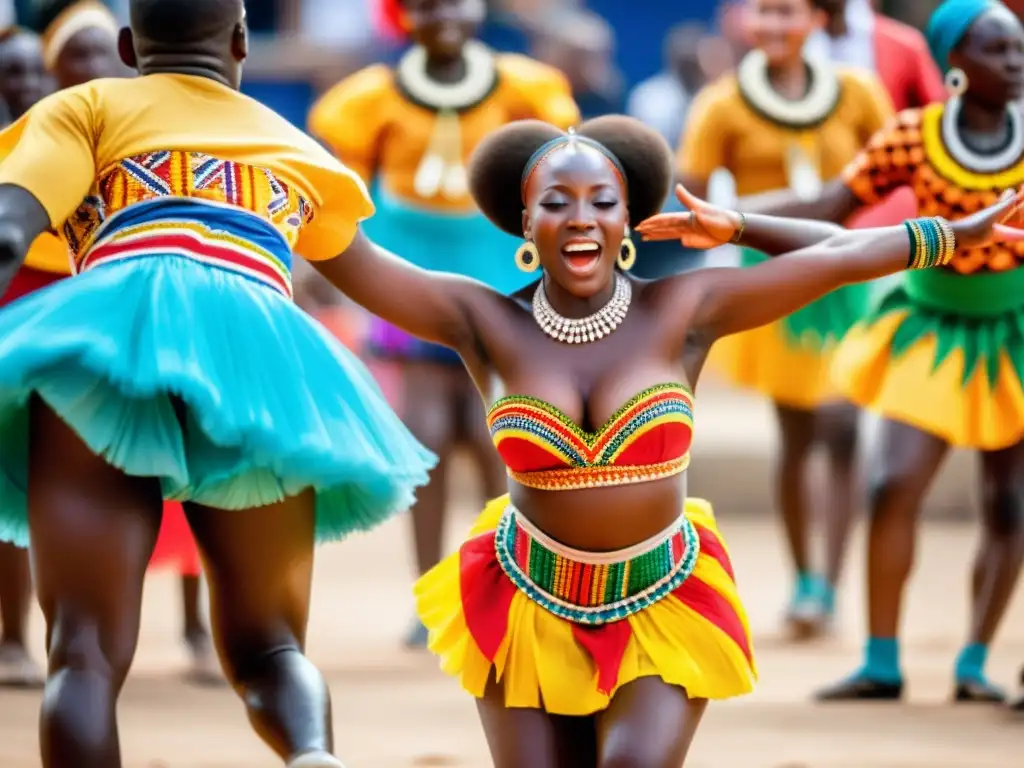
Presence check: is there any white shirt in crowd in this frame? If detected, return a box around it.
[804,0,876,70]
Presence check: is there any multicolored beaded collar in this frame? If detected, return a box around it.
[922,102,1024,190]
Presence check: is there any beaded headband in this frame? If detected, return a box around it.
[520,128,628,202]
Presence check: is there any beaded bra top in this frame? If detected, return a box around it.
[486,383,694,491]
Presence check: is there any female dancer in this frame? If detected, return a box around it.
[664,0,1024,704]
[0,25,48,688]
[678,0,894,636]
[308,0,579,646]
[0,0,433,764]
[34,0,222,682]
[318,117,1019,760]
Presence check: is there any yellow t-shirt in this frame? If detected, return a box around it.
[307,53,580,213]
[678,67,894,195]
[0,73,373,263]
[0,143,70,274]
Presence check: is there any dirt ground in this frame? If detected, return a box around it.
[0,509,1022,767]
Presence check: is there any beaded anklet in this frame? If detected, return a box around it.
[905,217,956,269]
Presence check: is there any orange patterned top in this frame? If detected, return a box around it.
[842,104,1024,274]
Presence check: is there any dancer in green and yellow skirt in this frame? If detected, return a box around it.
[694,0,1024,704]
[320,102,1022,755]
[678,0,894,636]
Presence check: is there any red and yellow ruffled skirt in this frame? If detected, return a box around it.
[414,495,756,715]
[833,268,1024,450]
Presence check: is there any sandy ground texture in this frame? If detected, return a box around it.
[0,510,1022,767]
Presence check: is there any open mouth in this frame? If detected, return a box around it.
[561,241,602,274]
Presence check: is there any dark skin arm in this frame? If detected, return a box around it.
[646,187,1024,340]
[638,184,847,256]
[311,228,497,354]
[0,185,54,293]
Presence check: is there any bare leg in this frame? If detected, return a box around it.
[402,361,457,647]
[816,418,947,701]
[953,440,1024,703]
[0,540,42,687]
[180,573,221,686]
[773,403,822,636]
[817,401,861,616]
[596,679,708,767]
[184,492,333,762]
[29,398,163,767]
[476,674,597,768]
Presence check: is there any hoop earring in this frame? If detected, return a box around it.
[617,228,637,271]
[945,67,967,98]
[515,240,540,272]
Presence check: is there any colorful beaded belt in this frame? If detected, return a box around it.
[494,504,700,625]
[508,455,690,492]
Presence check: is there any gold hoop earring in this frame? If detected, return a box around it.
[945,67,967,98]
[515,240,540,272]
[617,230,637,271]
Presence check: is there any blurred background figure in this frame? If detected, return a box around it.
[626,23,709,147]
[530,8,623,118]
[307,0,578,649]
[0,24,47,688]
[679,0,893,639]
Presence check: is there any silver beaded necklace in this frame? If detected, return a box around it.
[532,274,632,344]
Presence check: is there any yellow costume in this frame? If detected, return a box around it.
[679,63,893,408]
[308,47,579,358]
[834,104,1024,448]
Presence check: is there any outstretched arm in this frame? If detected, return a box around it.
[311,229,493,352]
[687,192,1024,340]
[638,184,845,256]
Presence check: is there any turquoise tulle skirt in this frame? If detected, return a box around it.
[0,252,436,547]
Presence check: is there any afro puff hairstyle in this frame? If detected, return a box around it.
[468,115,674,238]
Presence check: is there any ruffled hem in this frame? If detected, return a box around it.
[709,319,840,409]
[0,256,435,546]
[414,496,757,715]
[833,308,1024,450]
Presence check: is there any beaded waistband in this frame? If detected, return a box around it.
[494,504,699,625]
[78,199,294,298]
[508,455,690,492]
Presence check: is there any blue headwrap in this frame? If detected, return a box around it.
[926,0,1002,73]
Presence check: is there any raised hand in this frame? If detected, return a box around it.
[949,187,1024,248]
[636,184,744,250]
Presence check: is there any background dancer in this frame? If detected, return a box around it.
[307,0,579,648]
[728,0,1024,704]
[678,0,893,637]
[0,24,47,688]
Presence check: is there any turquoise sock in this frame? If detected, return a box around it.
[861,637,901,683]
[819,579,836,614]
[955,643,989,683]
[793,571,817,602]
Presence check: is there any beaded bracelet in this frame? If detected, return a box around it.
[729,212,747,244]
[904,217,956,270]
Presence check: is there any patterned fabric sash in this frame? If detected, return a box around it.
[78,198,294,298]
[494,504,700,625]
